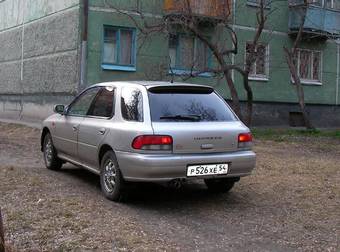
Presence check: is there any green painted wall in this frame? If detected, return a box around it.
[86,0,340,106]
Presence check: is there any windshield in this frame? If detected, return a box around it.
[148,88,237,122]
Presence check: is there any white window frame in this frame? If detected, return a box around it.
[245,42,270,81]
[293,48,323,85]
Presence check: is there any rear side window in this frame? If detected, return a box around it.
[87,87,115,118]
[148,88,237,122]
[121,87,143,122]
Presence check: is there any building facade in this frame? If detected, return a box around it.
[0,0,339,126]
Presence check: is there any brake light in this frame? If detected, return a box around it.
[238,133,253,142]
[238,133,253,148]
[132,135,173,150]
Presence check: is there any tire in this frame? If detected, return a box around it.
[43,133,63,171]
[204,178,237,193]
[100,151,125,201]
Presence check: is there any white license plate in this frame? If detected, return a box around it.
[187,163,229,177]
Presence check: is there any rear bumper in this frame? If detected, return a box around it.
[115,150,256,182]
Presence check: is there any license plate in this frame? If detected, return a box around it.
[187,163,229,177]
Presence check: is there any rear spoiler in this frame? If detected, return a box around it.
[148,85,214,94]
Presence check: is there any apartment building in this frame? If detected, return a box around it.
[0,0,339,126]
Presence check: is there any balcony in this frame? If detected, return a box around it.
[163,0,232,20]
[289,1,340,38]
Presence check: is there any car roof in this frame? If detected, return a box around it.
[90,81,213,90]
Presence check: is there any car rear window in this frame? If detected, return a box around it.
[148,87,237,122]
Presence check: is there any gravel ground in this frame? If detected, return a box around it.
[0,122,339,251]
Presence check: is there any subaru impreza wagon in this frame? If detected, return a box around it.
[41,81,256,201]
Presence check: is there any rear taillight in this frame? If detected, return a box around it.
[132,135,173,150]
[238,133,253,148]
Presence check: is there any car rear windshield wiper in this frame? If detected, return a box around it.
[159,114,201,121]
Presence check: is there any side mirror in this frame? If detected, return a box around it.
[53,104,65,115]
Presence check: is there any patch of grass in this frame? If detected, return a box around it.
[252,128,340,141]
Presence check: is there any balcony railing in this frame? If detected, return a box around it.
[164,0,232,20]
[288,0,340,38]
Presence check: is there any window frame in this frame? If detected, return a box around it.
[293,48,323,85]
[101,25,137,72]
[245,42,270,81]
[86,86,116,120]
[66,87,101,118]
[169,33,213,77]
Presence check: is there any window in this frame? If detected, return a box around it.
[148,88,237,122]
[169,34,211,74]
[325,0,340,9]
[102,26,136,71]
[246,42,269,79]
[68,88,100,116]
[294,49,322,83]
[87,87,115,118]
[247,0,271,8]
[121,87,143,122]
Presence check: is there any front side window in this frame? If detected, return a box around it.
[102,26,136,70]
[68,88,100,116]
[121,87,143,122]
[246,42,269,79]
[169,34,211,72]
[87,87,115,118]
[294,49,321,83]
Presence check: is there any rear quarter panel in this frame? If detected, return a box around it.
[102,85,154,153]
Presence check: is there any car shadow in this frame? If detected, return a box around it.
[58,165,251,209]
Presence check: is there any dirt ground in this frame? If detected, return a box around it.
[0,122,339,251]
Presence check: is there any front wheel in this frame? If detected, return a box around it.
[43,133,63,170]
[100,151,125,201]
[204,178,237,193]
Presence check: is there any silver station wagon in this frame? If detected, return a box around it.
[41,81,256,201]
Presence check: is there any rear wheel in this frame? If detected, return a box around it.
[43,133,63,170]
[204,178,237,193]
[100,151,125,201]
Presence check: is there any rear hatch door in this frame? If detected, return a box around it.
[147,85,247,154]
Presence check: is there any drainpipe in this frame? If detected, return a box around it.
[19,3,26,119]
[336,41,339,106]
[80,0,89,91]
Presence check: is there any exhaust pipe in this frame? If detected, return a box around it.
[168,179,185,189]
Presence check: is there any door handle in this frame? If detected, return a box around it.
[72,125,78,131]
[99,128,106,135]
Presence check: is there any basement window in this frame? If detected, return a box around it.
[102,26,136,71]
[294,49,322,85]
[169,34,212,77]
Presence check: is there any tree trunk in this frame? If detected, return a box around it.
[225,70,242,121]
[0,208,4,252]
[242,74,253,126]
[284,48,314,130]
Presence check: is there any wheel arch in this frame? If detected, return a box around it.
[41,127,50,152]
[98,144,114,167]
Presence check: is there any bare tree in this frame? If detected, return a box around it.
[104,0,270,126]
[284,0,314,129]
[0,208,4,252]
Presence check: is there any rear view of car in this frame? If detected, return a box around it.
[114,84,256,199]
[41,82,256,202]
